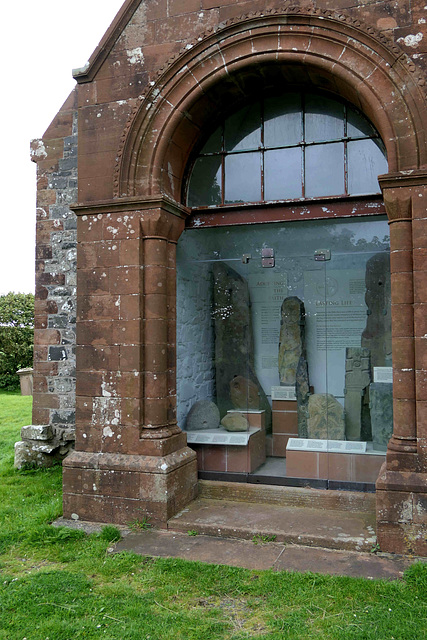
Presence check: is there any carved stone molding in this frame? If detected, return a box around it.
[113,9,427,199]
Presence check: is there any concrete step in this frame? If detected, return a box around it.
[168,482,378,552]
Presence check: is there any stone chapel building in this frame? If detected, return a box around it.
[20,0,427,555]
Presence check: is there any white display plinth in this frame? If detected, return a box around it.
[185,427,260,446]
[287,438,367,453]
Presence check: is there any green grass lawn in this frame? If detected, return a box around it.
[0,389,426,639]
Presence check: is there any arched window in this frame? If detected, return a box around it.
[186,92,387,208]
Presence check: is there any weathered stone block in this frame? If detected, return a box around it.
[14,441,57,469]
[21,424,53,441]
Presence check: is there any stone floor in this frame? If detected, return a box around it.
[55,480,425,579]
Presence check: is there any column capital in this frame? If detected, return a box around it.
[379,170,427,191]
[71,194,190,219]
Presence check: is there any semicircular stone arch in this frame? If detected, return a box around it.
[116,8,427,203]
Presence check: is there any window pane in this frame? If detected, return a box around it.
[187,156,222,207]
[264,94,302,147]
[305,94,345,143]
[264,148,302,200]
[200,126,222,154]
[347,108,376,139]
[224,152,261,203]
[225,103,261,152]
[348,139,388,195]
[305,143,345,197]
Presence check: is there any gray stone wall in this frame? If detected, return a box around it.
[15,100,78,468]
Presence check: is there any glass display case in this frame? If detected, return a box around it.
[176,217,392,486]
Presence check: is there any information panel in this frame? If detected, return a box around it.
[304,269,367,398]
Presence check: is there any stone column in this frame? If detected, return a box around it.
[376,171,427,556]
[62,196,197,527]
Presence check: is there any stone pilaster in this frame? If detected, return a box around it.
[376,171,427,555]
[62,196,197,527]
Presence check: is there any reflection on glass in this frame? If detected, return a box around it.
[305,94,345,143]
[187,156,222,207]
[264,94,302,147]
[348,139,387,195]
[187,91,388,207]
[177,217,392,482]
[224,153,261,203]
[347,108,376,139]
[264,148,302,200]
[225,103,261,152]
[305,143,344,197]
[200,126,222,154]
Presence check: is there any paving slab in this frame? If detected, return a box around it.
[168,498,377,552]
[113,529,416,579]
[273,544,412,579]
[116,530,282,570]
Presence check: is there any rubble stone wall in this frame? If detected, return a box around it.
[15,91,78,467]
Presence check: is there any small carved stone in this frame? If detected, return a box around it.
[221,413,249,432]
[307,394,345,440]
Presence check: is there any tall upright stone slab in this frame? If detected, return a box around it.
[213,262,271,431]
[344,347,371,441]
[296,354,310,439]
[370,382,393,450]
[278,297,310,437]
[361,253,392,368]
[278,297,305,386]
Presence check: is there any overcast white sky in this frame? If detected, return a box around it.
[0,0,125,295]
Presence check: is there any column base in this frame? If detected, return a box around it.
[376,463,427,556]
[63,447,198,527]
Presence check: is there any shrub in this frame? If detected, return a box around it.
[0,292,34,389]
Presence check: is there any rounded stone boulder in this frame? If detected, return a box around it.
[186,400,220,431]
[220,412,249,432]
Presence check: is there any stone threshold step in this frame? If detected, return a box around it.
[167,496,377,552]
[114,529,412,579]
[198,479,376,513]
[53,519,416,579]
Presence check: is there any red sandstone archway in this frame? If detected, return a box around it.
[65,8,427,553]
[114,9,427,554]
[116,9,427,201]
